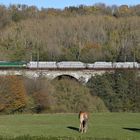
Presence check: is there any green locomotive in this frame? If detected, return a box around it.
[0,61,27,69]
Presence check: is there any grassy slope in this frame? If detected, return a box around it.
[0,113,139,140]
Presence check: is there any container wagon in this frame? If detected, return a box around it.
[57,61,86,69]
[27,61,57,69]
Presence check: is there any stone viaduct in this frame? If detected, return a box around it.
[1,68,140,83]
[0,69,111,83]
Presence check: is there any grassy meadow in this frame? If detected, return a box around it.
[0,113,139,140]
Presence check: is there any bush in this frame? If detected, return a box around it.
[50,78,108,113]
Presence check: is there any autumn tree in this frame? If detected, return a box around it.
[0,76,27,114]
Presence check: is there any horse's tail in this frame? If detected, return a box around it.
[82,117,88,128]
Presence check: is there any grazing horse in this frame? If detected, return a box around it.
[79,111,88,133]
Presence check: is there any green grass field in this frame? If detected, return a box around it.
[0,113,140,140]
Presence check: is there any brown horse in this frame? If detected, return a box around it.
[79,111,88,133]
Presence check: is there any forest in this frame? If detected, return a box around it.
[0,70,140,114]
[0,3,140,114]
[0,3,140,62]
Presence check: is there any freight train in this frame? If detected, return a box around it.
[0,61,140,69]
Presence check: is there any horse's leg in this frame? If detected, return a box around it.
[84,123,87,133]
[79,122,84,133]
[83,121,88,133]
[79,122,82,132]
[81,121,84,133]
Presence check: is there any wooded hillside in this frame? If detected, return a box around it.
[0,4,140,114]
[0,4,140,62]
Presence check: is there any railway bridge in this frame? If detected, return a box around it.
[0,61,140,83]
[0,69,113,83]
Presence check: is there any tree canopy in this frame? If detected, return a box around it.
[0,4,140,62]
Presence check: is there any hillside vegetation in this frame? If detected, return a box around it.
[0,4,140,114]
[0,4,140,62]
[0,70,140,114]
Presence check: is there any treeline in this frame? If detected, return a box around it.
[0,4,140,62]
[0,70,140,114]
[0,4,140,24]
[0,76,107,114]
[87,70,140,112]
